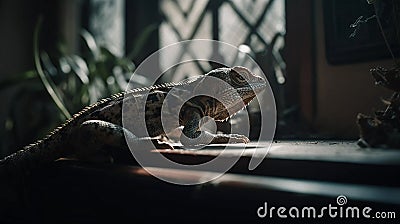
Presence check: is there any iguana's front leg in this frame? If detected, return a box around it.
[72,120,173,163]
[180,112,249,147]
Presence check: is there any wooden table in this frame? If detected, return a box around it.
[4,141,400,223]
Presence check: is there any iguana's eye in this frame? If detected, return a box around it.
[232,72,247,85]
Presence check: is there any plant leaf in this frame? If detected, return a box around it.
[33,16,71,119]
[80,29,100,60]
[66,55,90,84]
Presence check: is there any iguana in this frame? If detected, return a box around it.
[0,65,266,183]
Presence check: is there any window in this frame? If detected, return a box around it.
[159,0,286,83]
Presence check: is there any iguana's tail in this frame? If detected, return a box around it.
[0,132,70,179]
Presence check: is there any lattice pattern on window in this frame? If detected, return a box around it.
[159,0,285,82]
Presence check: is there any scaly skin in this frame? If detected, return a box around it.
[0,66,266,182]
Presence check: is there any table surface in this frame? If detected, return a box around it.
[160,141,400,166]
[7,141,399,223]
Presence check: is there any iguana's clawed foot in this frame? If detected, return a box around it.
[181,110,251,147]
[151,139,174,150]
[210,133,250,144]
[227,134,250,144]
[181,131,250,147]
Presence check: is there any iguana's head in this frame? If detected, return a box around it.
[191,66,267,121]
